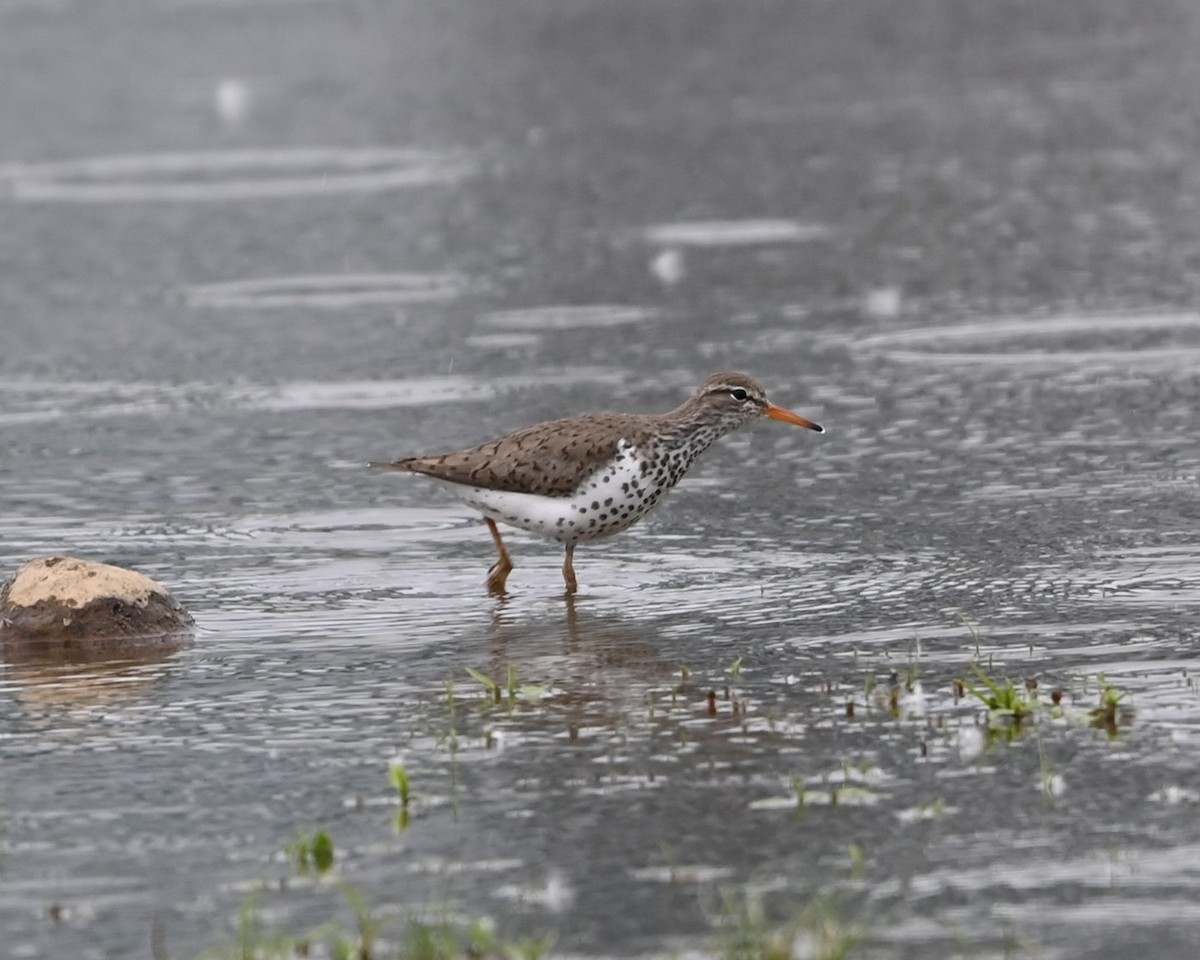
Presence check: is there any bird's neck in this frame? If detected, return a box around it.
[655,405,728,462]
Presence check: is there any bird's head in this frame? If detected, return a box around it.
[689,372,824,433]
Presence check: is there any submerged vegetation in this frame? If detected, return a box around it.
[284,829,335,877]
[714,889,861,960]
[958,662,1132,741]
[179,631,1142,960]
[388,762,411,831]
[197,859,860,960]
[464,665,551,713]
[189,753,870,960]
[960,663,1040,732]
[194,885,554,960]
[193,772,557,960]
[1088,679,1132,737]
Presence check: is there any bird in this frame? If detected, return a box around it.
[370,372,823,595]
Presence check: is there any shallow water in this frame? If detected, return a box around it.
[3,1,1200,958]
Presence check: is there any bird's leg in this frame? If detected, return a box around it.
[562,544,578,596]
[484,518,513,595]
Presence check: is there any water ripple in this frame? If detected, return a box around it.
[0,148,474,202]
[639,219,831,247]
[858,311,1200,372]
[860,311,1200,348]
[184,273,474,310]
[478,305,660,331]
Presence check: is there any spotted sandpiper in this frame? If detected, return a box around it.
[370,372,823,595]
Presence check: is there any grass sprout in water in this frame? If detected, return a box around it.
[465,665,550,712]
[402,919,553,960]
[961,662,1039,733]
[195,891,319,960]
[284,828,335,876]
[714,888,861,960]
[960,662,1036,724]
[960,662,1132,742]
[465,666,509,706]
[195,820,872,960]
[1089,679,1133,738]
[389,762,411,831]
[193,830,555,960]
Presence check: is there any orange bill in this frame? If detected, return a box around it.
[765,403,824,433]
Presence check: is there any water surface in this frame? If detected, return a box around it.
[3,1,1200,958]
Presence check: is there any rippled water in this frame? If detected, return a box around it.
[0,148,474,202]
[3,1,1200,959]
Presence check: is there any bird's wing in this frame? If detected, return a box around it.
[372,414,654,497]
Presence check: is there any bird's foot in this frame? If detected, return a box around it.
[486,558,513,596]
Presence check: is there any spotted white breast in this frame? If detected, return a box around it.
[455,439,671,545]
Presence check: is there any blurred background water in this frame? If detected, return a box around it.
[3,1,1200,957]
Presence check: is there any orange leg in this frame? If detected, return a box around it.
[562,544,578,596]
[484,518,513,595]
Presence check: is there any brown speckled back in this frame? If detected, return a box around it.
[376,413,659,496]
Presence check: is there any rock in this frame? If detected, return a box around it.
[0,556,194,654]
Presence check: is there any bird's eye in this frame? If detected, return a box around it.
[730,388,749,402]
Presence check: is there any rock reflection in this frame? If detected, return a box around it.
[0,633,190,710]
